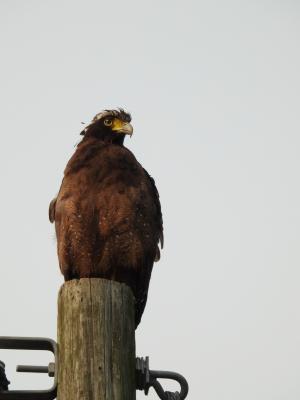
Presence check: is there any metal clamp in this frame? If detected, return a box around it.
[0,337,57,400]
[0,337,188,400]
[136,357,189,400]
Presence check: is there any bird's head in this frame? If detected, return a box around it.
[80,108,133,144]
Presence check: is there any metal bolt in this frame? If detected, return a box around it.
[16,363,55,377]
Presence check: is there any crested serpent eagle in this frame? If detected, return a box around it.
[49,109,163,327]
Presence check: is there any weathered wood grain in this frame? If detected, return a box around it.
[57,278,136,400]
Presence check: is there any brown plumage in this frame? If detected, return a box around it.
[49,109,163,327]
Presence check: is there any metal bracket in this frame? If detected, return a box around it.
[0,337,188,400]
[136,357,189,400]
[0,337,57,400]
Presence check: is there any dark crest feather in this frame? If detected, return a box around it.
[80,108,131,135]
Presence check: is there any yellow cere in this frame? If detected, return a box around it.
[111,118,126,132]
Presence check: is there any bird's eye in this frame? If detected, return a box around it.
[104,119,112,126]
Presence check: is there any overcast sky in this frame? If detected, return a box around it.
[0,1,300,399]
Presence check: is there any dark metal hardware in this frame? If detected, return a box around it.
[0,337,188,400]
[136,357,189,400]
[0,362,10,391]
[0,337,57,400]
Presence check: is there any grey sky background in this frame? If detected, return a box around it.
[0,1,300,399]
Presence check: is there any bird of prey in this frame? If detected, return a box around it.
[49,109,163,327]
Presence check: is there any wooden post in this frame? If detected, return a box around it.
[57,278,136,400]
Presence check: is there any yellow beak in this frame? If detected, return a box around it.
[111,119,133,136]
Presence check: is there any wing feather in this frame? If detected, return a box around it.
[49,198,57,223]
[142,168,164,257]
